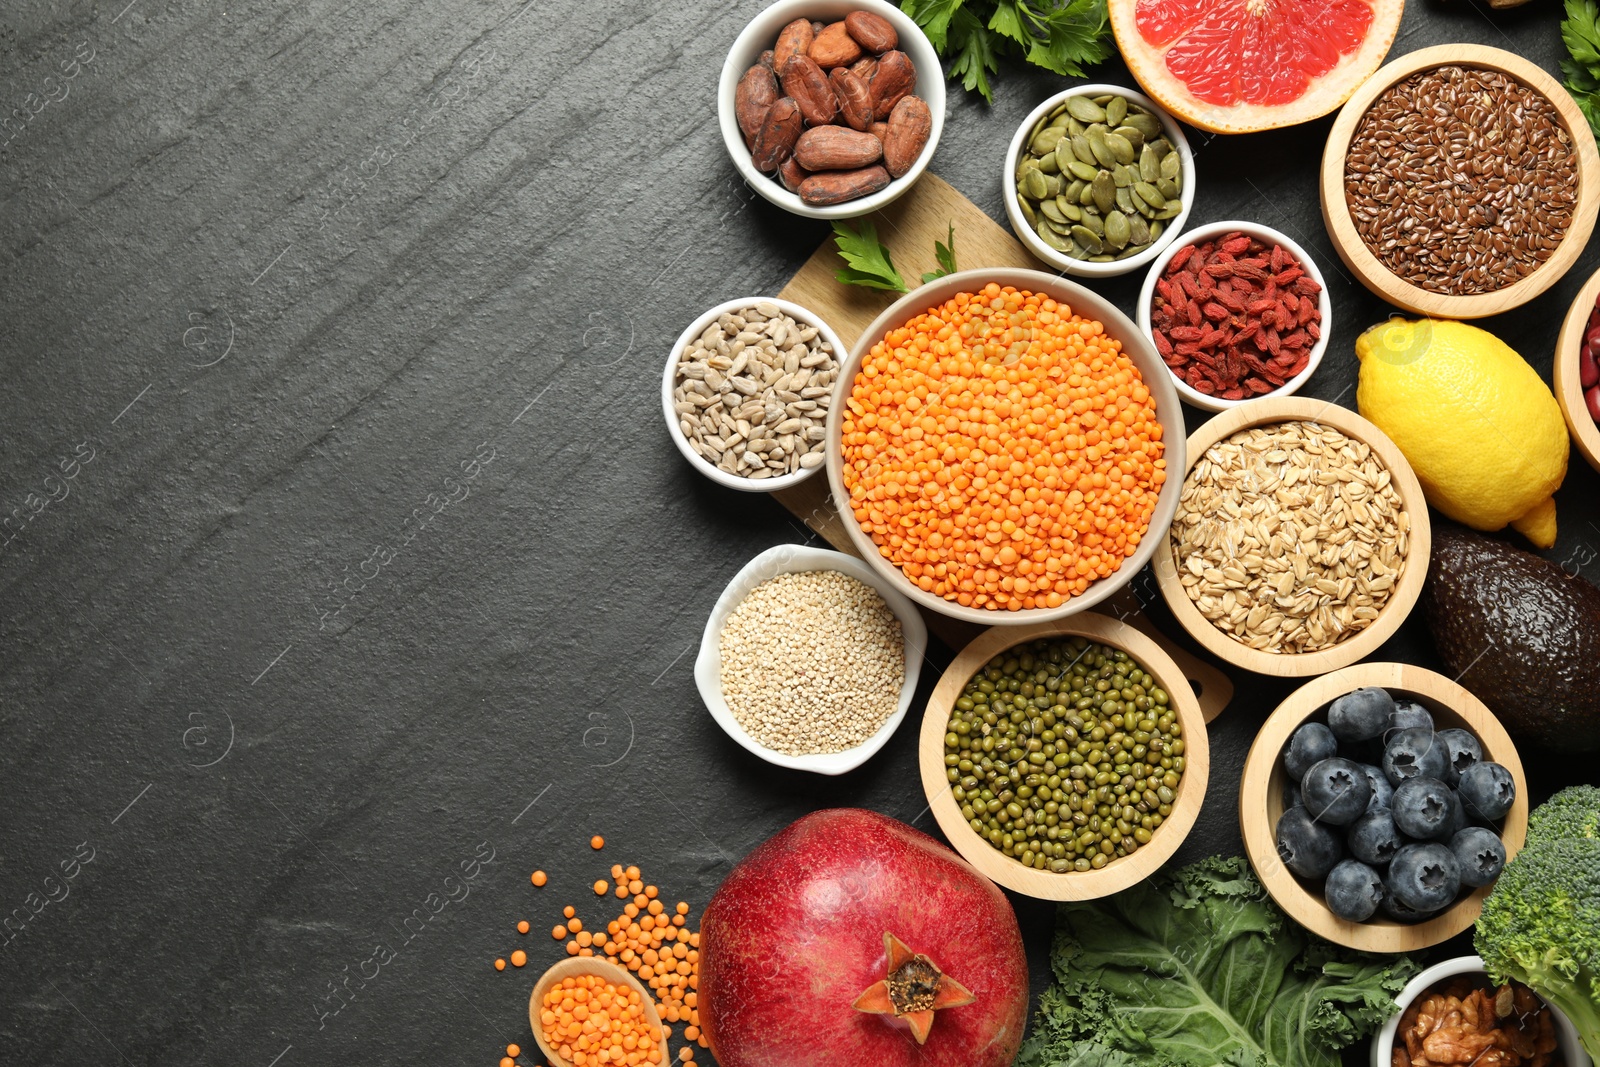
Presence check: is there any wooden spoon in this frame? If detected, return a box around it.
[529,958,664,1067]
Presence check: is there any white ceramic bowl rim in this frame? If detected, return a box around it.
[716,0,946,220]
[1369,956,1593,1067]
[1136,218,1333,413]
[1003,83,1196,277]
[693,543,929,775]
[661,296,847,493]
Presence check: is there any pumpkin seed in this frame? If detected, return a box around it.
[1079,181,1096,206]
[1127,213,1151,245]
[1088,129,1118,169]
[1116,186,1136,213]
[1071,134,1097,166]
[1148,220,1165,242]
[1088,253,1115,262]
[1115,244,1146,260]
[1031,127,1065,155]
[1049,102,1070,122]
[1104,132,1135,165]
[1018,197,1038,228]
[1155,202,1183,220]
[1132,195,1157,218]
[1070,225,1103,253]
[1042,171,1063,198]
[1038,150,1061,175]
[1114,164,1136,188]
[1040,199,1069,224]
[1091,171,1116,214]
[1067,159,1100,181]
[1061,200,1083,222]
[1091,94,1114,105]
[1029,115,1050,145]
[1067,116,1085,136]
[1023,169,1050,200]
[1048,112,1071,131]
[1103,210,1131,250]
[1105,95,1127,127]
[1160,150,1182,181]
[1113,125,1145,150]
[1156,176,1180,201]
[1063,179,1086,201]
[1139,143,1160,183]
[1078,211,1105,237]
[1046,216,1073,236]
[1066,96,1106,123]
[1134,181,1166,208]
[1017,157,1039,181]
[1037,221,1073,252]
[1124,112,1162,140]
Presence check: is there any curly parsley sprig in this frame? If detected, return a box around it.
[901,0,1113,104]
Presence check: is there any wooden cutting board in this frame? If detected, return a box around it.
[772,174,1233,721]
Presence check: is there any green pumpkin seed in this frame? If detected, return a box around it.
[1023,169,1050,200]
[1132,195,1157,218]
[1079,181,1097,206]
[1063,179,1086,201]
[1115,244,1146,260]
[1017,157,1040,181]
[1037,221,1073,252]
[1046,216,1073,235]
[1067,96,1106,123]
[1112,125,1145,150]
[1124,112,1162,140]
[1078,211,1105,237]
[1155,202,1183,219]
[1115,186,1136,213]
[1113,164,1136,188]
[1067,117,1085,136]
[1139,144,1160,183]
[1103,210,1131,250]
[1087,129,1118,169]
[1067,159,1100,182]
[1127,214,1151,245]
[1071,135,1096,166]
[1104,133,1135,165]
[1091,94,1114,106]
[1148,220,1165,242]
[1048,112,1072,131]
[1105,96,1127,127]
[1061,200,1083,222]
[1018,198,1038,228]
[1049,102,1070,122]
[1043,172,1064,198]
[1134,181,1166,208]
[1150,138,1172,160]
[1038,151,1060,174]
[1160,150,1182,181]
[1088,253,1116,262]
[1156,176,1179,201]
[1028,115,1050,145]
[1091,171,1116,214]
[1070,225,1103,254]
[1040,199,1069,224]
[1031,127,1065,155]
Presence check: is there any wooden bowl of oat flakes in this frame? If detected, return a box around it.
[1153,396,1431,677]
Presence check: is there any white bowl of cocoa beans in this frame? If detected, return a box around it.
[718,0,945,219]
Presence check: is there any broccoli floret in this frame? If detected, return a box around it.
[1474,836,1600,1061]
[1526,785,1600,847]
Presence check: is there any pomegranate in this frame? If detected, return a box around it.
[698,808,1028,1067]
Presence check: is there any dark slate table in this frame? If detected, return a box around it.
[2,1,1594,1064]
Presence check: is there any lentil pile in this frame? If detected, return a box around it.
[943,636,1185,872]
[842,283,1167,611]
[1344,64,1577,295]
[1171,420,1410,654]
[537,972,663,1066]
[718,570,904,755]
[672,301,837,480]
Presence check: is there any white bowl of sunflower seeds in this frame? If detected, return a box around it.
[662,297,845,492]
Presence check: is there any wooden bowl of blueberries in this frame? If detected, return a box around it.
[1239,662,1529,952]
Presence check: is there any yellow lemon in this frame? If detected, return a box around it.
[1355,318,1567,548]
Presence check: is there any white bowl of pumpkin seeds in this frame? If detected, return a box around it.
[663,296,847,492]
[1003,84,1195,278]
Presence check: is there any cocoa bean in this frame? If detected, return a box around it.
[777,155,810,193]
[758,49,775,70]
[780,55,838,127]
[773,19,814,72]
[870,120,889,141]
[798,165,891,206]
[809,21,862,68]
[882,95,932,178]
[850,55,877,82]
[750,97,803,172]
[735,65,780,143]
[844,10,898,53]
[869,50,916,120]
[794,125,883,170]
[829,67,874,132]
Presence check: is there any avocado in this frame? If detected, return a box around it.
[1423,521,1600,752]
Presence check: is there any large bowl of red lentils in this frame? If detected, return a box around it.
[825,269,1185,624]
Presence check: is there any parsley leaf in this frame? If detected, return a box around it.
[922,222,959,283]
[1563,0,1600,137]
[832,221,910,292]
[902,0,1112,102]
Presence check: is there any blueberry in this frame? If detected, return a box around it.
[1441,791,1466,840]
[1450,826,1507,887]
[1283,779,1302,812]
[1302,758,1372,826]
[1392,777,1460,841]
[1284,722,1339,782]
[1381,889,1441,924]
[1348,810,1405,867]
[1277,805,1344,879]
[1383,727,1449,784]
[1387,842,1462,911]
[1457,762,1516,822]
[1389,701,1434,734]
[1328,687,1396,743]
[1436,728,1483,787]
[1325,859,1385,922]
[1358,764,1393,812]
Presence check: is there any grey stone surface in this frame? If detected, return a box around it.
[1,1,1595,1063]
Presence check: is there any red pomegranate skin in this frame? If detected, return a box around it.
[698,808,1029,1067]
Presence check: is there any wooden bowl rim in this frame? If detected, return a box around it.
[917,611,1209,900]
[1151,395,1432,677]
[1553,263,1600,474]
[1239,662,1529,953]
[529,958,664,1067]
[1319,43,1600,319]
[824,267,1187,626]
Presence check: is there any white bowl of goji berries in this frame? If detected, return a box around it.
[1137,220,1331,413]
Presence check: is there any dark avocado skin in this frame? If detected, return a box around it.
[1424,522,1600,752]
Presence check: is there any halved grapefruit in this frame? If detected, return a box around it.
[1110,0,1404,134]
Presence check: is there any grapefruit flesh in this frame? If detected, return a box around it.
[1110,0,1403,133]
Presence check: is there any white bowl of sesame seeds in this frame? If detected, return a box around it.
[694,543,928,775]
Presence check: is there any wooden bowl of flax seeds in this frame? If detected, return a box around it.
[1153,396,1431,678]
[1320,44,1600,319]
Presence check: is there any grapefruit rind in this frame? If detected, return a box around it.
[1109,0,1405,134]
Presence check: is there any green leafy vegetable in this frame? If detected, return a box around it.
[901,0,1113,103]
[921,223,959,283]
[1562,0,1600,138]
[1474,798,1600,1060]
[1016,856,1419,1067]
[832,220,909,292]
